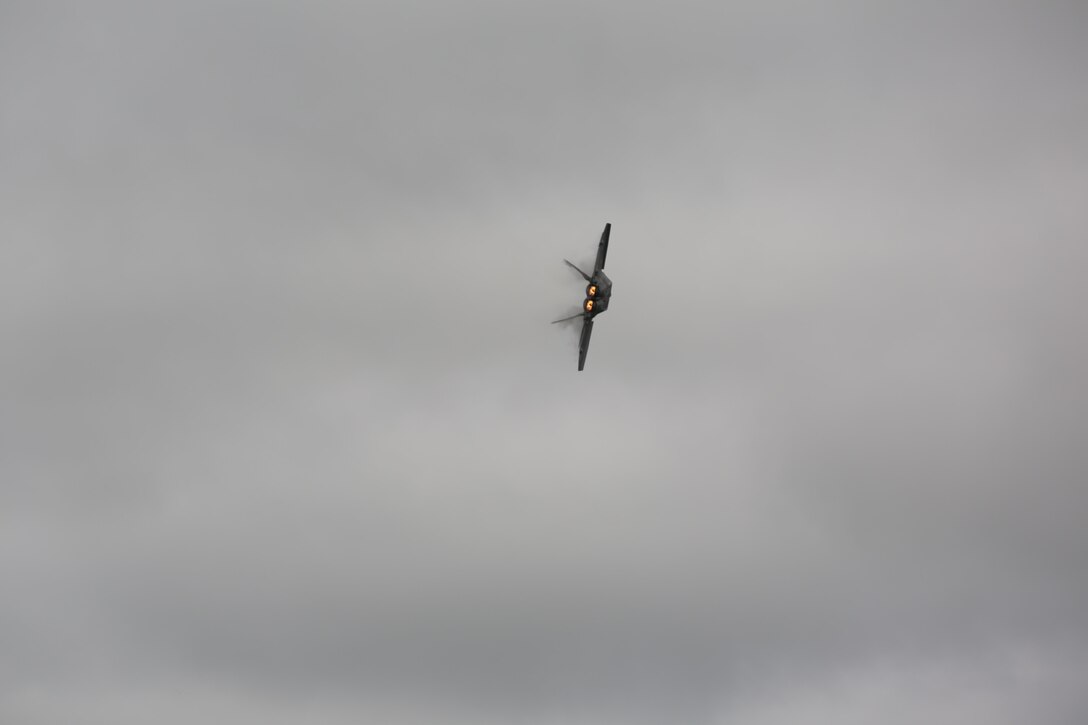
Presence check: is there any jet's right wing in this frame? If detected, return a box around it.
[577,317,594,371]
[594,223,610,273]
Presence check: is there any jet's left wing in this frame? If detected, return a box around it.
[577,317,594,371]
[594,223,611,273]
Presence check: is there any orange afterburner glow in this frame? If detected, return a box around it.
[585,299,594,311]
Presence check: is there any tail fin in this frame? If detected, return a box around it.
[551,312,584,324]
[563,259,592,281]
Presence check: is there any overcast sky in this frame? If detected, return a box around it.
[2,1,1088,723]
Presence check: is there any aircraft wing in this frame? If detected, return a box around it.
[577,317,594,371]
[594,223,610,273]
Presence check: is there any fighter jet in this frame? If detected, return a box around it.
[552,223,613,371]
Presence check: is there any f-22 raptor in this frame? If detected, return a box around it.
[553,223,613,371]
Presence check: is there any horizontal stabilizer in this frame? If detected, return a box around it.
[595,223,611,272]
[578,318,594,371]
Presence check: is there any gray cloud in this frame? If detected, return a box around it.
[2,0,1087,723]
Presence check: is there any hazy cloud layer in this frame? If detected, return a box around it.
[2,1,1087,723]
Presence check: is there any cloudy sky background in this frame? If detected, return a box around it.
[2,1,1087,723]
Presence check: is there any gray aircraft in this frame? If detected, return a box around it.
[552,223,613,371]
